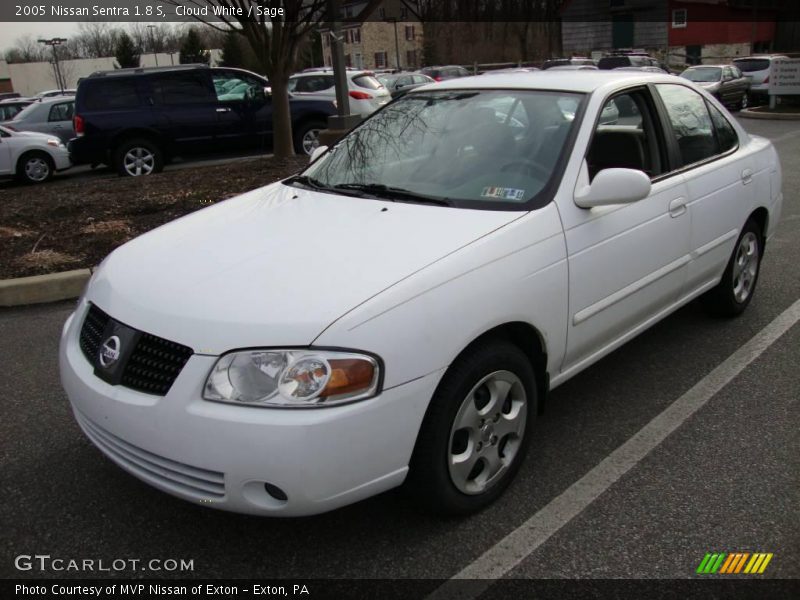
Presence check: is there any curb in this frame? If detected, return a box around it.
[738,108,800,120]
[0,268,91,308]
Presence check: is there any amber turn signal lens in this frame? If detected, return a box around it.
[322,359,376,398]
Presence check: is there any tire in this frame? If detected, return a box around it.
[738,93,748,111]
[16,151,54,184]
[114,138,164,177]
[701,219,763,317]
[405,340,537,515]
[293,120,325,156]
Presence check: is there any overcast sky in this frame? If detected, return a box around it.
[0,22,81,48]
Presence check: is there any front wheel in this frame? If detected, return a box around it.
[17,152,54,184]
[406,341,537,515]
[114,138,164,177]
[701,219,763,317]
[739,93,748,110]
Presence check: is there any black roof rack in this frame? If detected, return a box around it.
[87,64,210,78]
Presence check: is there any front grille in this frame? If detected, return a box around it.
[76,410,226,500]
[79,304,110,362]
[79,304,193,396]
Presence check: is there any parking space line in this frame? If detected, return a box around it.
[429,298,800,598]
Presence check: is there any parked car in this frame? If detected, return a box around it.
[1,96,75,143]
[419,65,471,81]
[60,71,781,516]
[288,69,391,116]
[541,57,595,70]
[732,55,789,105]
[69,65,338,176]
[680,65,749,109]
[35,88,77,98]
[0,98,34,121]
[0,92,22,100]
[614,66,671,74]
[598,53,666,71]
[482,67,540,75]
[0,124,71,183]
[377,72,435,98]
[547,65,599,71]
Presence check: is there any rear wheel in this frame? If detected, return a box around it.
[738,93,748,110]
[405,340,536,515]
[293,120,325,156]
[114,138,164,177]
[702,219,763,317]
[16,152,54,184]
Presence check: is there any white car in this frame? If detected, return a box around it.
[288,69,391,116]
[0,125,71,183]
[60,71,782,516]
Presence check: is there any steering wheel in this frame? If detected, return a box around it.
[500,160,550,179]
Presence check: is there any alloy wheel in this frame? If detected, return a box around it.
[123,147,155,176]
[24,157,51,182]
[732,231,759,303]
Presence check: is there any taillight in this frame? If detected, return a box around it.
[434,76,443,82]
[73,114,84,136]
[349,90,373,100]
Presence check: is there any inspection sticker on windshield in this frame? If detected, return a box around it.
[482,186,526,201]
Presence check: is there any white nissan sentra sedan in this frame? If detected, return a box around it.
[59,72,782,516]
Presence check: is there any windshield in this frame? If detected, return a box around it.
[681,67,721,82]
[295,89,583,210]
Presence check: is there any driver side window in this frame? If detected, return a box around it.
[586,90,663,181]
[213,72,263,102]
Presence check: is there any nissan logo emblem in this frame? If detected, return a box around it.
[99,335,121,368]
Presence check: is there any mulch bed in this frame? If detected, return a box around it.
[0,156,307,279]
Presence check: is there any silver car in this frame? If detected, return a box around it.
[1,97,76,143]
[732,55,789,104]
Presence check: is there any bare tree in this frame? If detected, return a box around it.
[4,35,47,63]
[75,22,121,58]
[160,0,328,158]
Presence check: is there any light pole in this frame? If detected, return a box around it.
[37,38,68,92]
[147,25,159,66]
[387,17,401,71]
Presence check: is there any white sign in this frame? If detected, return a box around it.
[769,58,800,95]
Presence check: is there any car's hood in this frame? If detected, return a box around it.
[87,182,522,353]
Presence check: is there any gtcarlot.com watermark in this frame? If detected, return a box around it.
[14,554,194,573]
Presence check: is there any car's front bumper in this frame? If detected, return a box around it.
[53,148,71,171]
[59,303,442,516]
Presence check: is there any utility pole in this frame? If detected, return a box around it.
[147,25,159,66]
[390,18,401,71]
[38,38,68,92]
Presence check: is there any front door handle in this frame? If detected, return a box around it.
[216,107,231,113]
[668,196,688,218]
[741,168,753,185]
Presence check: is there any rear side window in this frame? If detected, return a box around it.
[733,59,770,72]
[352,74,383,90]
[152,73,213,105]
[293,75,334,93]
[48,102,73,122]
[708,103,738,153]
[656,84,718,167]
[83,80,141,110]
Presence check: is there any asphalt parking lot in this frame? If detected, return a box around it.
[1,116,798,589]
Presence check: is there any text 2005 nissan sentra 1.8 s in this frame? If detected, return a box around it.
[60,72,782,516]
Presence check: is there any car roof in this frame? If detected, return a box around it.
[684,65,726,69]
[422,70,675,94]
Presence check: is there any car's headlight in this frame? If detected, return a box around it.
[203,349,380,408]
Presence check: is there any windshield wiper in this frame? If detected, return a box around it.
[284,174,327,190]
[333,183,452,206]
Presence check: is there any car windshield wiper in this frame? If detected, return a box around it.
[284,174,328,190]
[333,183,452,207]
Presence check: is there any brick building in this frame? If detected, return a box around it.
[320,0,424,70]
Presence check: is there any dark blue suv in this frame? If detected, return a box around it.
[70,65,337,176]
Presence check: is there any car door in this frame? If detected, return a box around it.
[0,129,11,175]
[211,70,272,150]
[653,83,754,295]
[46,100,75,143]
[558,87,691,372]
[148,71,218,152]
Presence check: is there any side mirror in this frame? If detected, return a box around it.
[574,168,651,208]
[309,145,328,163]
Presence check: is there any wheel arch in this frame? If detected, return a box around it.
[15,149,54,175]
[748,206,769,249]
[111,128,167,156]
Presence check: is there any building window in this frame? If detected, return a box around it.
[345,53,352,67]
[672,9,687,28]
[345,28,361,44]
[344,4,353,18]
[406,49,417,68]
[379,7,385,19]
[355,53,363,69]
[374,51,387,69]
[405,25,415,41]
[400,7,408,18]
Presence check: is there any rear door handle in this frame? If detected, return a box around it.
[669,197,688,218]
[741,168,753,185]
